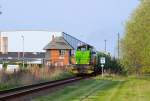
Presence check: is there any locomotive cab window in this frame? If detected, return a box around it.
[81,47,86,51]
[77,44,93,51]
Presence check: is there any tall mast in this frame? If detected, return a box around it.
[118,33,120,59]
[0,32,1,52]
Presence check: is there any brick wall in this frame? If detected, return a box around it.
[46,49,70,66]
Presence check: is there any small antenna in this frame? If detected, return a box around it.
[0,6,2,15]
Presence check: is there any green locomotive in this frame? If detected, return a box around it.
[73,44,97,74]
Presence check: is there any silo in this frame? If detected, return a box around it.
[0,36,8,54]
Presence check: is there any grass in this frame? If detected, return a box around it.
[0,66,73,91]
[33,75,150,101]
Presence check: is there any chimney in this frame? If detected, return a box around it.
[52,35,55,41]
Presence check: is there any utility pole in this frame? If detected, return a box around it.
[118,33,120,59]
[21,35,24,68]
[0,32,1,52]
[104,40,107,52]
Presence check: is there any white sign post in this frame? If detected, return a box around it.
[100,57,105,78]
[100,57,105,64]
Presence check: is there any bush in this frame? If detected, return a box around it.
[96,52,126,75]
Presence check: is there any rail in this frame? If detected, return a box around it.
[0,76,84,100]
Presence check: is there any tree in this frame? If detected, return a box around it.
[96,52,124,74]
[121,0,150,74]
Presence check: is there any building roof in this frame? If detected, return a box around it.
[44,36,73,50]
[0,52,45,59]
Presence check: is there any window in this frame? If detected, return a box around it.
[59,50,66,56]
[45,51,51,59]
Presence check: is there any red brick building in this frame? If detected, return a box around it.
[44,35,73,66]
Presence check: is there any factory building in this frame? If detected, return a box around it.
[0,52,45,66]
[0,36,8,54]
[62,33,86,54]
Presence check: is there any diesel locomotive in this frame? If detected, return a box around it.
[72,44,99,74]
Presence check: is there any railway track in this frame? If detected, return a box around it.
[0,76,84,100]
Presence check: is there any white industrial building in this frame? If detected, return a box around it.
[0,34,8,54]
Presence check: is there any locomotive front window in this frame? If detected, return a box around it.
[81,48,86,51]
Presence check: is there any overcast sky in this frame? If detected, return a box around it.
[0,0,139,55]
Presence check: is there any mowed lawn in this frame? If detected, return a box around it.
[34,76,150,101]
